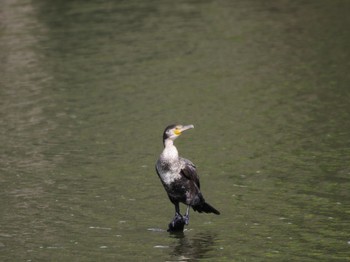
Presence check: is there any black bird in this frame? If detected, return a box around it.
[155,124,220,231]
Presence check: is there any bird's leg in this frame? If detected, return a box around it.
[174,202,182,218]
[167,203,186,232]
[170,202,183,227]
[183,205,190,225]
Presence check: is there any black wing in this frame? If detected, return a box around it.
[179,158,200,189]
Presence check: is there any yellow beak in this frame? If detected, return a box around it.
[174,124,194,135]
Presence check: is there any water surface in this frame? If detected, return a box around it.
[1,0,349,261]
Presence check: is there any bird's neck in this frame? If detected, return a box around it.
[161,139,179,162]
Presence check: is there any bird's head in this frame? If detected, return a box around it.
[163,124,194,145]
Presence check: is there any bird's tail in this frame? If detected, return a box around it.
[193,202,220,215]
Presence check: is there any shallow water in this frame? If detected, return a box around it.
[1,0,350,261]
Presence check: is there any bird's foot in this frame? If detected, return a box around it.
[167,214,186,232]
[183,215,189,225]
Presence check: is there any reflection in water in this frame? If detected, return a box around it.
[169,231,218,261]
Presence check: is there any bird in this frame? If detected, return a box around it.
[155,124,220,231]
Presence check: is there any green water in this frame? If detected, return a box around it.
[1,0,349,261]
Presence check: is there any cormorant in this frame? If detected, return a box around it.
[155,124,220,231]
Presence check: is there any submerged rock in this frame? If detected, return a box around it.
[167,215,186,232]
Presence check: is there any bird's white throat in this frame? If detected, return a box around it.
[161,143,179,162]
[157,139,182,184]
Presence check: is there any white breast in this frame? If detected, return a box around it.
[157,143,182,185]
[159,170,181,185]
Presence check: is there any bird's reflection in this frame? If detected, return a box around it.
[168,230,217,261]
